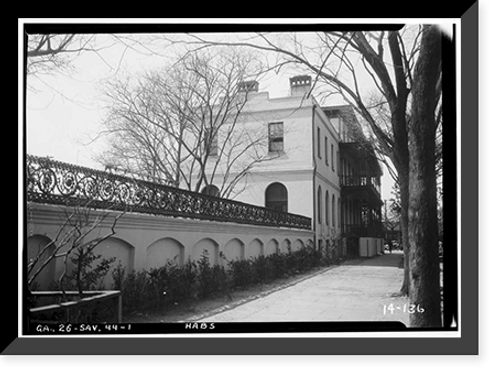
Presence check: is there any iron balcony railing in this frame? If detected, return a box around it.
[340,175,381,194]
[26,155,312,230]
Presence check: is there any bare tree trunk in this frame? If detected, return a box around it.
[408,25,442,327]
[76,249,84,297]
[398,168,410,296]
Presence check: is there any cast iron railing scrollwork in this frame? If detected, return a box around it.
[26,155,312,230]
[340,175,380,192]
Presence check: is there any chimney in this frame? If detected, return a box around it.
[289,75,312,97]
[237,80,259,94]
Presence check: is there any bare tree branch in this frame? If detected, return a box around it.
[96,47,275,198]
[28,201,126,291]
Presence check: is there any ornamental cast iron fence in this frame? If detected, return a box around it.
[26,155,311,230]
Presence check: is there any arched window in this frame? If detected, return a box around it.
[325,190,329,226]
[265,182,288,212]
[317,185,322,224]
[201,185,220,197]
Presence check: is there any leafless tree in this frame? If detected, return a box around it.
[28,202,125,299]
[97,48,278,199]
[25,32,161,97]
[26,34,98,77]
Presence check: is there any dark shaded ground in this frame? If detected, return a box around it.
[343,250,404,268]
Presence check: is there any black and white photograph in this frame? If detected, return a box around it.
[9,13,480,360]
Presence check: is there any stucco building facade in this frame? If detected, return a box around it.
[204,75,384,257]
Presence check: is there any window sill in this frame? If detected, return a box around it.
[268,151,287,158]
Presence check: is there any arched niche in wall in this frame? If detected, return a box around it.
[265,238,279,255]
[191,238,219,265]
[91,237,135,289]
[27,234,56,290]
[146,237,185,270]
[247,238,264,259]
[224,238,245,262]
[292,238,305,252]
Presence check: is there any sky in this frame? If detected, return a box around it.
[22,26,452,203]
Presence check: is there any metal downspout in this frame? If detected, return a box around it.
[312,105,317,247]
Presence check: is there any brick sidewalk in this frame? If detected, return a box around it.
[197,251,410,326]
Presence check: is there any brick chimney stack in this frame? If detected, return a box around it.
[289,75,312,97]
[237,80,259,93]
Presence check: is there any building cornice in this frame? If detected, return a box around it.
[314,171,342,193]
[211,168,314,180]
[241,96,314,117]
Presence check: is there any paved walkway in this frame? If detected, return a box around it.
[198,251,410,326]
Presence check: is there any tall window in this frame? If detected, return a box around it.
[317,127,321,159]
[331,144,335,171]
[338,198,341,228]
[268,122,284,153]
[325,137,329,166]
[325,190,329,226]
[265,182,288,212]
[317,186,322,224]
[332,193,336,227]
[204,128,218,156]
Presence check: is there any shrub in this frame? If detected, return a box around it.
[228,258,256,290]
[192,250,229,299]
[212,263,229,296]
[149,256,203,309]
[112,264,149,313]
[196,250,214,299]
[44,250,117,295]
[114,243,341,316]
[268,250,287,279]
[177,259,198,302]
[287,247,310,273]
[252,254,272,284]
[147,261,174,310]
[309,246,323,269]
[111,262,126,291]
